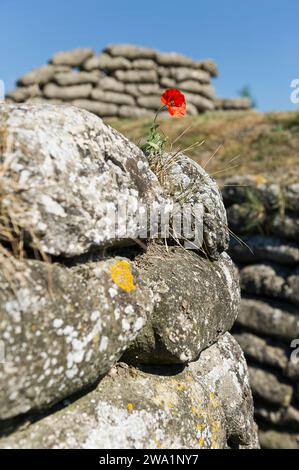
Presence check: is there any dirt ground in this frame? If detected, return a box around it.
[108,110,299,184]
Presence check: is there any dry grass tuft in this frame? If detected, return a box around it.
[0,162,27,292]
[0,127,8,154]
[108,110,299,183]
[0,155,53,295]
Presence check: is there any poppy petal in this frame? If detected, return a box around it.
[161,89,186,117]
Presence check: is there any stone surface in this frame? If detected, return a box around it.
[0,256,153,420]
[0,93,254,449]
[189,333,259,448]
[0,334,259,449]
[0,102,163,256]
[248,367,293,407]
[235,298,299,341]
[0,363,226,449]
[124,247,240,364]
[154,152,229,259]
[50,48,94,67]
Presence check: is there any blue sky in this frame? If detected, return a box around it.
[1,0,298,112]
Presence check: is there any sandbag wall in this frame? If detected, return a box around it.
[6,44,251,118]
[222,176,299,449]
[0,102,259,449]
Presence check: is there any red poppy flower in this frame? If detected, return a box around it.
[161,88,186,118]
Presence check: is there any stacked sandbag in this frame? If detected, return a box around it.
[6,44,252,118]
[215,97,252,110]
[0,102,258,448]
[221,175,299,449]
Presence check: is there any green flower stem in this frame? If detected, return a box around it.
[153,105,167,124]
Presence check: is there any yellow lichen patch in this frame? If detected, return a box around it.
[192,394,223,449]
[209,392,221,410]
[191,405,205,418]
[253,174,266,185]
[110,260,136,293]
[210,422,223,449]
[153,383,178,411]
[127,403,134,413]
[153,439,161,448]
[211,420,221,434]
[157,398,175,413]
[196,423,206,431]
[206,394,223,449]
[174,380,188,392]
[92,332,100,346]
[161,400,174,409]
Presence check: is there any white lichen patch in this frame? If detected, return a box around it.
[0,254,153,420]
[82,402,169,449]
[2,102,165,257]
